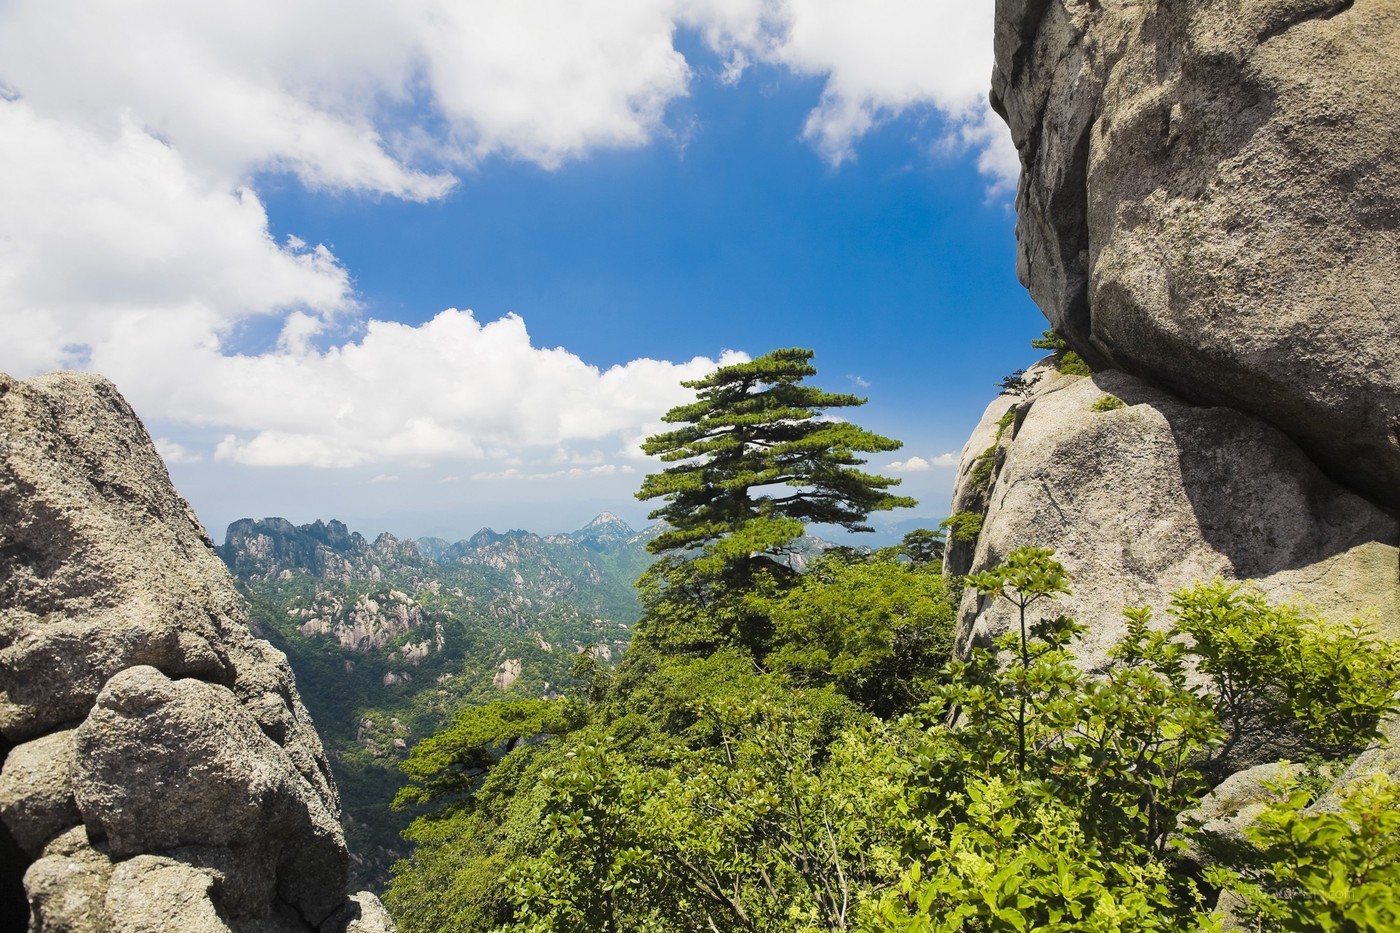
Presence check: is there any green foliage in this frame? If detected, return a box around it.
[385,351,1400,933]
[896,528,946,567]
[1091,394,1126,412]
[873,781,1216,933]
[876,552,1225,931]
[1208,772,1400,931]
[395,698,569,808]
[1168,580,1400,757]
[637,348,914,559]
[387,539,1400,932]
[996,368,1040,399]
[762,550,955,716]
[1031,330,1093,376]
[1057,351,1093,376]
[969,445,997,492]
[939,511,983,543]
[499,693,888,933]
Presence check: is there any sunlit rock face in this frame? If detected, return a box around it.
[945,365,1399,671]
[993,0,1400,508]
[0,372,392,932]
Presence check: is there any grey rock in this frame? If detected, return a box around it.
[73,666,348,922]
[949,368,1399,670]
[103,856,228,933]
[0,729,81,858]
[24,827,113,933]
[321,892,395,933]
[992,0,1400,508]
[1184,761,1302,855]
[0,372,394,931]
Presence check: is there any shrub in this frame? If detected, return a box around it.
[1091,394,1126,412]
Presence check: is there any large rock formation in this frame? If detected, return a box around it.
[992,0,1400,509]
[0,372,393,931]
[973,2,1400,905]
[947,362,1398,668]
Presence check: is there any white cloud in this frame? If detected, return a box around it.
[119,309,747,469]
[153,437,202,464]
[720,1,999,170]
[370,474,400,483]
[888,456,931,473]
[888,452,959,472]
[0,100,357,373]
[0,2,1008,198]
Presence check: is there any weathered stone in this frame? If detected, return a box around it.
[24,827,113,933]
[993,0,1400,508]
[1185,761,1302,851]
[0,372,393,931]
[321,892,395,933]
[72,666,348,922]
[0,730,80,858]
[103,856,228,933]
[949,367,1399,670]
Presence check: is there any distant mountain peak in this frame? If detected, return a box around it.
[584,511,629,530]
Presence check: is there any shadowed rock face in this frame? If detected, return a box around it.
[0,372,392,932]
[993,0,1400,508]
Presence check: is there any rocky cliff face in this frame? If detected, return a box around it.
[970,0,1400,659]
[0,373,392,932]
[965,0,1400,895]
[992,0,1400,509]
[948,361,1398,668]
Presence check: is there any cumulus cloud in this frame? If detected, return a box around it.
[888,456,931,473]
[708,0,1000,171]
[153,438,203,464]
[112,309,746,469]
[888,452,959,472]
[0,99,356,373]
[0,1,1007,196]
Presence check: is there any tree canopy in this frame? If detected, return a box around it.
[636,348,915,561]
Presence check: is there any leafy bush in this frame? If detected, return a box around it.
[1058,351,1093,376]
[1031,330,1093,376]
[939,511,983,543]
[1091,394,1126,412]
[1169,580,1400,758]
[1208,772,1400,931]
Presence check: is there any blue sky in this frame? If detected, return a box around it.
[0,2,1045,543]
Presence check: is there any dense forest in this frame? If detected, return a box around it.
[385,350,1400,932]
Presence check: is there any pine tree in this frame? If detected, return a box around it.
[636,348,915,566]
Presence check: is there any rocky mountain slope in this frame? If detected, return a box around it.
[218,513,656,889]
[0,372,391,932]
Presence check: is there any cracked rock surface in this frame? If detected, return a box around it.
[0,371,393,931]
